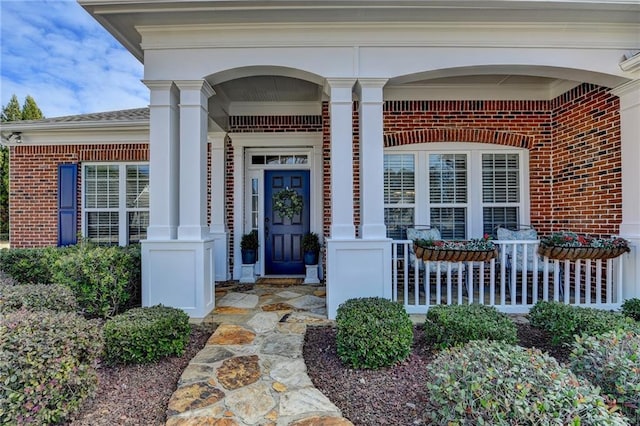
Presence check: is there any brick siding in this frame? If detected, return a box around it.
[9,144,148,248]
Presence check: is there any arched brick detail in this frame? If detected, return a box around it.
[384,128,533,149]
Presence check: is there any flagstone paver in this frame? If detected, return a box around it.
[166,284,353,426]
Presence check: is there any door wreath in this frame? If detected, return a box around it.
[273,187,303,219]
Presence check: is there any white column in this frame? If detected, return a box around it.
[176,80,215,240]
[356,79,388,239]
[327,78,356,239]
[143,81,179,240]
[612,79,640,300]
[209,132,229,281]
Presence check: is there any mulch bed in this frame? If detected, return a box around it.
[65,324,214,426]
[303,323,571,426]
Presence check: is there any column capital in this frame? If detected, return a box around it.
[324,78,357,104]
[355,79,388,104]
[207,132,227,148]
[142,80,176,91]
[175,80,216,98]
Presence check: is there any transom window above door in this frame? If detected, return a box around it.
[384,144,528,240]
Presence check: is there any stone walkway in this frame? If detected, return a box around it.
[165,283,354,426]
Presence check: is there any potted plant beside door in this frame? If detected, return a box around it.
[240,230,259,264]
[302,232,321,265]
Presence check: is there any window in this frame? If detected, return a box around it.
[384,145,527,240]
[429,153,467,239]
[83,163,149,245]
[482,153,520,235]
[384,154,415,240]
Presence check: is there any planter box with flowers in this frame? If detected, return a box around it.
[413,234,498,262]
[538,231,630,261]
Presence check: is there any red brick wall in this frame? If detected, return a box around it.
[382,99,554,233]
[551,84,621,236]
[9,144,148,248]
[377,85,622,237]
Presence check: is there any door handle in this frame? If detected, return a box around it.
[265,226,269,238]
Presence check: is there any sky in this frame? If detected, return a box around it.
[1,0,149,118]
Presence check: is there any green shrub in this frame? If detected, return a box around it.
[529,301,637,345]
[335,297,413,370]
[51,244,141,318]
[622,298,640,322]
[571,330,640,425]
[103,305,191,365]
[424,304,517,348]
[0,309,103,425]
[0,247,64,284]
[425,340,629,425]
[0,283,77,313]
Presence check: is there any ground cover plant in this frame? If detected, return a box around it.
[0,283,77,312]
[0,309,103,425]
[425,340,627,425]
[570,329,640,425]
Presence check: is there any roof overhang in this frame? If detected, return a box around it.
[78,0,640,62]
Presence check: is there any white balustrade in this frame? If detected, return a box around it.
[391,239,625,314]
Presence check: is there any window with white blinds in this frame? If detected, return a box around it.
[482,153,520,235]
[83,163,149,245]
[384,154,415,240]
[429,154,467,239]
[383,145,527,240]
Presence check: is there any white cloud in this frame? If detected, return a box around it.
[0,0,148,118]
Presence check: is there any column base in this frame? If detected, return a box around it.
[326,238,391,319]
[142,239,215,318]
[239,264,256,283]
[304,264,320,284]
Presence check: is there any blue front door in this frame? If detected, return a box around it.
[264,170,310,275]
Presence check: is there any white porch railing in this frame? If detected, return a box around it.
[391,239,625,314]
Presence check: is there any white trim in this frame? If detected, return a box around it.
[138,22,639,50]
[0,128,149,146]
[384,81,582,101]
[230,132,323,279]
[620,53,640,72]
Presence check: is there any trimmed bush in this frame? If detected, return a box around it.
[622,298,640,322]
[103,305,191,365]
[571,330,640,424]
[336,297,413,370]
[529,301,637,345]
[0,283,77,313]
[0,309,103,425]
[51,244,141,318]
[425,340,629,425]
[0,247,63,284]
[424,304,517,348]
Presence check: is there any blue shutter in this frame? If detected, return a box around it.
[58,164,77,246]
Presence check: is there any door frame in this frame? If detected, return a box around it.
[231,133,323,279]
